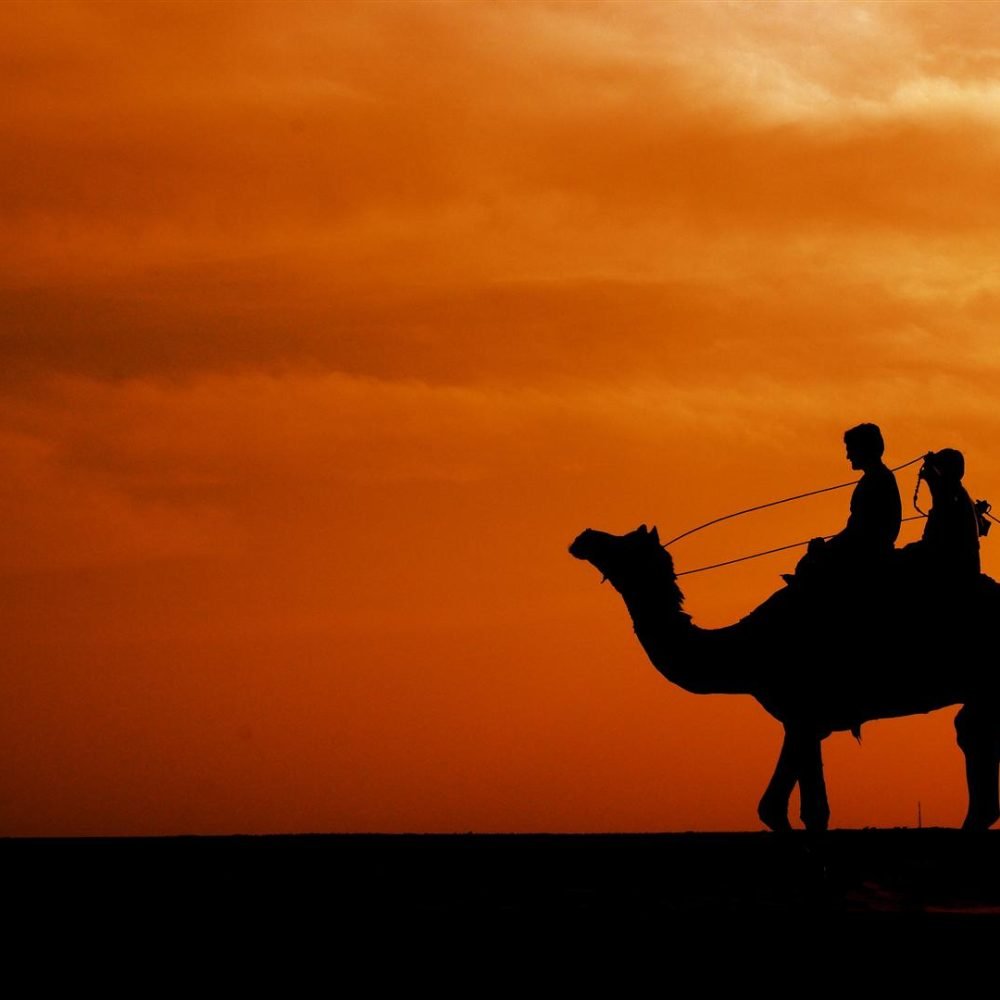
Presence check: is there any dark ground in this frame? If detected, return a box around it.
[5,829,999,918]
[7,830,1000,979]
[7,830,998,986]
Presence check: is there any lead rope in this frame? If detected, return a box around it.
[675,514,927,577]
[912,467,927,518]
[663,455,926,548]
[668,454,927,578]
[674,456,998,577]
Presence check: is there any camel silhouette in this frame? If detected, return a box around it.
[569,524,1000,832]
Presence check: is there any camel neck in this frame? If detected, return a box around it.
[624,591,753,697]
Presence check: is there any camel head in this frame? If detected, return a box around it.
[569,524,683,607]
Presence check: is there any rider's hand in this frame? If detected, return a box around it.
[807,537,826,555]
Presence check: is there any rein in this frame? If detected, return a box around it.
[667,455,928,577]
[663,455,925,548]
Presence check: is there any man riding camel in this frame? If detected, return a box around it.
[792,422,902,586]
[903,448,981,584]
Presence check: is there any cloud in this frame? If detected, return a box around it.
[0,423,238,573]
[2,1,999,411]
[3,1,1000,284]
[7,356,1000,512]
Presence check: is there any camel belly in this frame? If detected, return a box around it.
[756,661,966,731]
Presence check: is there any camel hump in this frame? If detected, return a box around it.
[740,560,997,639]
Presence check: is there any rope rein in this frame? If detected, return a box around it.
[675,515,927,577]
[662,455,926,548]
[912,472,927,518]
[665,453,970,577]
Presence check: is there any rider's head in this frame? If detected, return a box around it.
[844,423,885,470]
[922,448,965,485]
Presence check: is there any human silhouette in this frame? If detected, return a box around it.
[790,422,902,588]
[902,448,981,584]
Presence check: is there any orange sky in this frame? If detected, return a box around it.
[4,0,1000,834]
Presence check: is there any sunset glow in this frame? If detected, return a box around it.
[4,1,1000,834]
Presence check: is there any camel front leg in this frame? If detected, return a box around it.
[758,727,830,832]
[758,727,799,832]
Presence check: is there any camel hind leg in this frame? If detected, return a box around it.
[956,704,1000,831]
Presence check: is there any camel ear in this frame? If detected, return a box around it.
[638,523,648,534]
[650,526,660,543]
